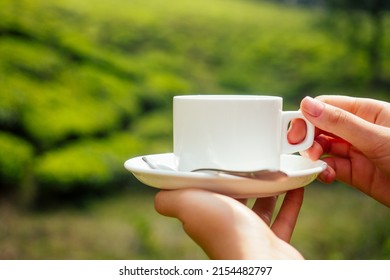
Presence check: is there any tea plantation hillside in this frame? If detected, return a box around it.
[0,0,389,206]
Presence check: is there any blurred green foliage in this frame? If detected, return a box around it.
[0,0,389,203]
[0,132,33,185]
[0,0,389,260]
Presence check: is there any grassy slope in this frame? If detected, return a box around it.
[1,183,389,260]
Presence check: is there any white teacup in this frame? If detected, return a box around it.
[173,95,314,172]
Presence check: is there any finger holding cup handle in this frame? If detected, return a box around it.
[281,111,315,155]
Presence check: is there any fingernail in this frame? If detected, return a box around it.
[302,96,325,118]
[318,168,331,183]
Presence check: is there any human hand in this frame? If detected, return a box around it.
[154,188,304,260]
[298,95,390,207]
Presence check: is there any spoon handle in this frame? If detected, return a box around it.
[192,168,287,181]
[142,157,175,171]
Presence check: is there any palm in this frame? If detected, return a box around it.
[154,188,304,259]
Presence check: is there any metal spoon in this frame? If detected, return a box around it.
[142,156,175,171]
[142,156,288,181]
[191,168,288,181]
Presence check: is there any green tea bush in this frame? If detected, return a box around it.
[0,38,63,81]
[34,132,147,191]
[0,132,33,186]
[22,68,139,148]
[132,111,173,144]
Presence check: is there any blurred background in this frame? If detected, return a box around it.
[0,0,389,259]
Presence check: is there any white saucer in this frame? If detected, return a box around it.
[124,153,327,198]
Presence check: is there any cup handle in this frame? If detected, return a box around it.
[281,111,315,154]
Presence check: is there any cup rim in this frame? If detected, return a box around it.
[174,95,282,101]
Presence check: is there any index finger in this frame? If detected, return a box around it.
[316,95,389,124]
[300,96,387,156]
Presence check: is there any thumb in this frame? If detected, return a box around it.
[300,96,382,154]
